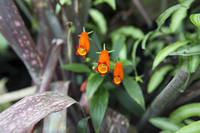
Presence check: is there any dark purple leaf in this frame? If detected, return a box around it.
[38,39,63,92]
[0,0,43,84]
[0,91,76,133]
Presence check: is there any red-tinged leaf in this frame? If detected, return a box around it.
[0,91,77,133]
[0,0,43,84]
[38,39,64,92]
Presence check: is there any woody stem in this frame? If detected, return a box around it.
[137,67,188,131]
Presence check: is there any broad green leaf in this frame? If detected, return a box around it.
[141,32,153,49]
[94,0,116,10]
[170,45,200,56]
[170,103,200,124]
[190,14,200,28]
[152,41,189,69]
[123,75,145,109]
[149,117,181,132]
[110,26,144,39]
[176,120,200,133]
[170,7,187,33]
[111,35,126,61]
[113,89,144,117]
[156,4,180,29]
[62,63,91,73]
[189,56,200,73]
[77,117,89,133]
[90,88,108,133]
[147,65,173,94]
[119,43,127,60]
[86,73,104,99]
[89,9,107,34]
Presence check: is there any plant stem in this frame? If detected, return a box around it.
[137,67,188,130]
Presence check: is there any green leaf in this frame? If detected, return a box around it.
[152,41,189,69]
[170,103,200,124]
[170,45,200,56]
[89,9,107,34]
[176,120,200,133]
[94,0,116,10]
[90,88,108,133]
[110,26,144,39]
[156,4,180,29]
[147,65,173,94]
[77,117,89,133]
[170,7,187,33]
[189,56,200,73]
[61,63,91,73]
[141,32,153,49]
[119,43,127,60]
[86,73,104,99]
[123,75,145,109]
[113,89,144,117]
[111,35,126,61]
[132,39,141,72]
[190,14,200,28]
[149,117,181,132]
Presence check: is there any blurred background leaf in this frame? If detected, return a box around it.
[93,0,116,10]
[90,87,108,133]
[89,9,107,34]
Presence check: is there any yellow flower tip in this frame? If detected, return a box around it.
[96,63,109,76]
[113,76,122,85]
[76,47,87,57]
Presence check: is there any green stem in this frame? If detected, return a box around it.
[103,43,106,50]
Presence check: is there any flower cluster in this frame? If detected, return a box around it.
[76,31,124,85]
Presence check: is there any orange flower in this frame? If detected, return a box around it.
[113,62,124,85]
[96,50,110,76]
[76,32,90,57]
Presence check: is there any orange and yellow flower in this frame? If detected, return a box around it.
[113,62,124,85]
[76,32,90,57]
[96,50,110,76]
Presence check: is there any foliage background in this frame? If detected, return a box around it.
[0,0,200,133]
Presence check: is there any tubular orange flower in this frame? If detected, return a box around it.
[113,62,124,85]
[76,32,90,57]
[96,50,110,76]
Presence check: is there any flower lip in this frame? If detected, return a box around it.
[77,47,87,57]
[97,63,108,75]
[113,76,121,85]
